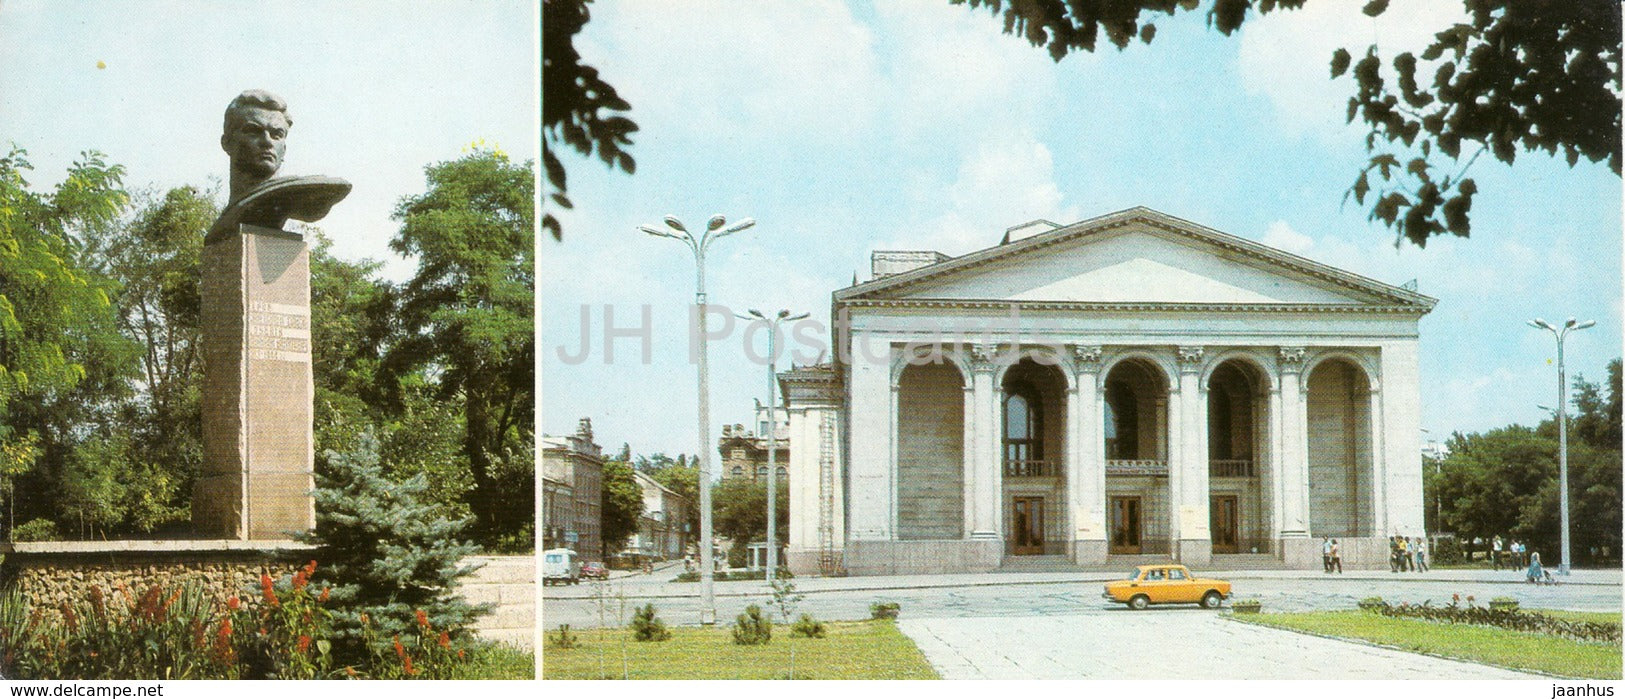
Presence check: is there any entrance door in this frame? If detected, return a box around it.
[1109,496,1142,554]
[1011,497,1045,555]
[1211,495,1239,554]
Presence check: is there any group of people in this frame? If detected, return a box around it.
[1319,537,1344,573]
[1389,535,1429,572]
[1488,535,1534,570]
[1490,535,1555,584]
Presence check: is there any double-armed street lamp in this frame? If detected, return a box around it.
[736,309,809,583]
[641,214,755,624]
[1527,316,1596,576]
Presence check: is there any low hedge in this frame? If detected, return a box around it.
[1366,599,1619,644]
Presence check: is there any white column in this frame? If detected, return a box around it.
[1174,347,1211,561]
[1367,383,1386,536]
[1068,346,1105,543]
[1276,347,1309,538]
[961,384,975,538]
[968,344,1001,539]
[1380,340,1424,537]
[846,340,893,540]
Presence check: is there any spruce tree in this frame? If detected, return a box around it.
[304,431,490,661]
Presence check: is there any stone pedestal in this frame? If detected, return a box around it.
[195,224,315,539]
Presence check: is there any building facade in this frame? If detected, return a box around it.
[719,403,790,482]
[541,417,604,560]
[626,471,688,561]
[782,208,1434,576]
[541,475,573,551]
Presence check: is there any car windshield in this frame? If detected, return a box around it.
[545,554,561,563]
[1127,570,1142,581]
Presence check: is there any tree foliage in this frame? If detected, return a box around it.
[1433,359,1623,565]
[542,0,637,241]
[957,0,1622,247]
[599,457,643,555]
[386,148,535,547]
[639,453,700,538]
[304,432,488,665]
[711,478,788,551]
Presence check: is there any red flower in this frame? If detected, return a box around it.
[293,570,308,591]
[345,666,357,678]
[438,631,450,649]
[304,560,318,576]
[457,649,465,660]
[297,635,312,654]
[415,609,429,628]
[403,656,416,676]
[227,596,241,611]
[318,587,331,603]
[261,573,279,607]
[393,636,406,660]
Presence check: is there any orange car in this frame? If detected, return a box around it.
[1102,564,1231,610]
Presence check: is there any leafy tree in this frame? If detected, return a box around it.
[712,478,788,563]
[385,147,534,546]
[642,454,700,540]
[0,148,140,538]
[542,0,637,241]
[600,457,643,556]
[305,432,488,665]
[957,0,1622,247]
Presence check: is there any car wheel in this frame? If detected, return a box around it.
[1129,595,1149,610]
[1201,591,1223,609]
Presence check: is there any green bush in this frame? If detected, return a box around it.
[1431,537,1464,564]
[630,604,671,642]
[671,568,792,583]
[1379,600,1619,643]
[548,624,579,649]
[731,605,772,645]
[1357,596,1386,612]
[791,613,826,639]
[870,602,901,620]
[10,518,59,542]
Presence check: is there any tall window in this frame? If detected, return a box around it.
[1004,381,1042,462]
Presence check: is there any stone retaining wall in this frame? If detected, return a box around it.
[0,541,314,617]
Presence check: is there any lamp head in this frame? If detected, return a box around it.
[1577,320,1596,330]
[663,215,687,232]
[1565,317,1577,328]
[707,215,727,231]
[1531,318,1553,330]
[723,218,756,234]
[786,311,810,321]
[747,308,764,320]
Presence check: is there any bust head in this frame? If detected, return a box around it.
[220,90,292,199]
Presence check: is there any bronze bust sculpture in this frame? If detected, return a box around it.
[208,89,350,243]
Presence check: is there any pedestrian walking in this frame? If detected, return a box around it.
[1322,537,1333,573]
[1330,539,1343,573]
[1389,536,1401,573]
[1400,536,1414,572]
[1492,535,1504,570]
[1525,551,1544,584]
[1413,537,1428,572]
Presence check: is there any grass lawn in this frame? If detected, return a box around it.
[1235,610,1621,679]
[540,620,939,680]
[1527,609,1623,625]
[451,641,536,679]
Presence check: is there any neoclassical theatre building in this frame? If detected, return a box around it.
[780,207,1436,576]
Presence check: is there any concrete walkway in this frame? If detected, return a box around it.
[898,612,1544,679]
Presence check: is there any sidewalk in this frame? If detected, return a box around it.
[541,564,1622,600]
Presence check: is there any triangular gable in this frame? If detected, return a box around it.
[837,207,1437,311]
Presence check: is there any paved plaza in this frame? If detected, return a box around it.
[542,565,1620,679]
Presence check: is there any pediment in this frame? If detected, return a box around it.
[839,208,1435,311]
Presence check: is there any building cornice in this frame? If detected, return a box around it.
[837,298,1430,315]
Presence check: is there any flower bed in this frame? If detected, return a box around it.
[1363,596,1619,644]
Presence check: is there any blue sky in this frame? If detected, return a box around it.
[545,0,1623,459]
[1,0,535,281]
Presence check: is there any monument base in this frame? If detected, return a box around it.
[196,224,315,540]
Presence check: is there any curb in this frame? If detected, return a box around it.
[1221,612,1579,679]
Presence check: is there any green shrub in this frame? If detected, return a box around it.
[1431,537,1464,564]
[1231,599,1262,614]
[1379,601,1619,643]
[1488,596,1520,611]
[630,603,671,642]
[731,605,772,645]
[304,432,489,667]
[10,518,59,542]
[1357,596,1386,612]
[791,613,826,639]
[548,624,579,649]
[870,602,901,620]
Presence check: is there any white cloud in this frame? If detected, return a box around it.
[1261,220,1315,255]
[889,132,1081,254]
[1237,0,1470,138]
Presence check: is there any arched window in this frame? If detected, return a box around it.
[731,466,743,477]
[1004,381,1042,462]
[756,466,768,477]
[776,467,787,477]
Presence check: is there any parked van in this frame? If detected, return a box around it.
[543,548,580,585]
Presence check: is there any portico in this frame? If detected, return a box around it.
[783,207,1434,575]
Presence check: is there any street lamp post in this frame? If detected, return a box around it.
[738,309,809,583]
[642,214,755,623]
[1527,316,1595,576]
